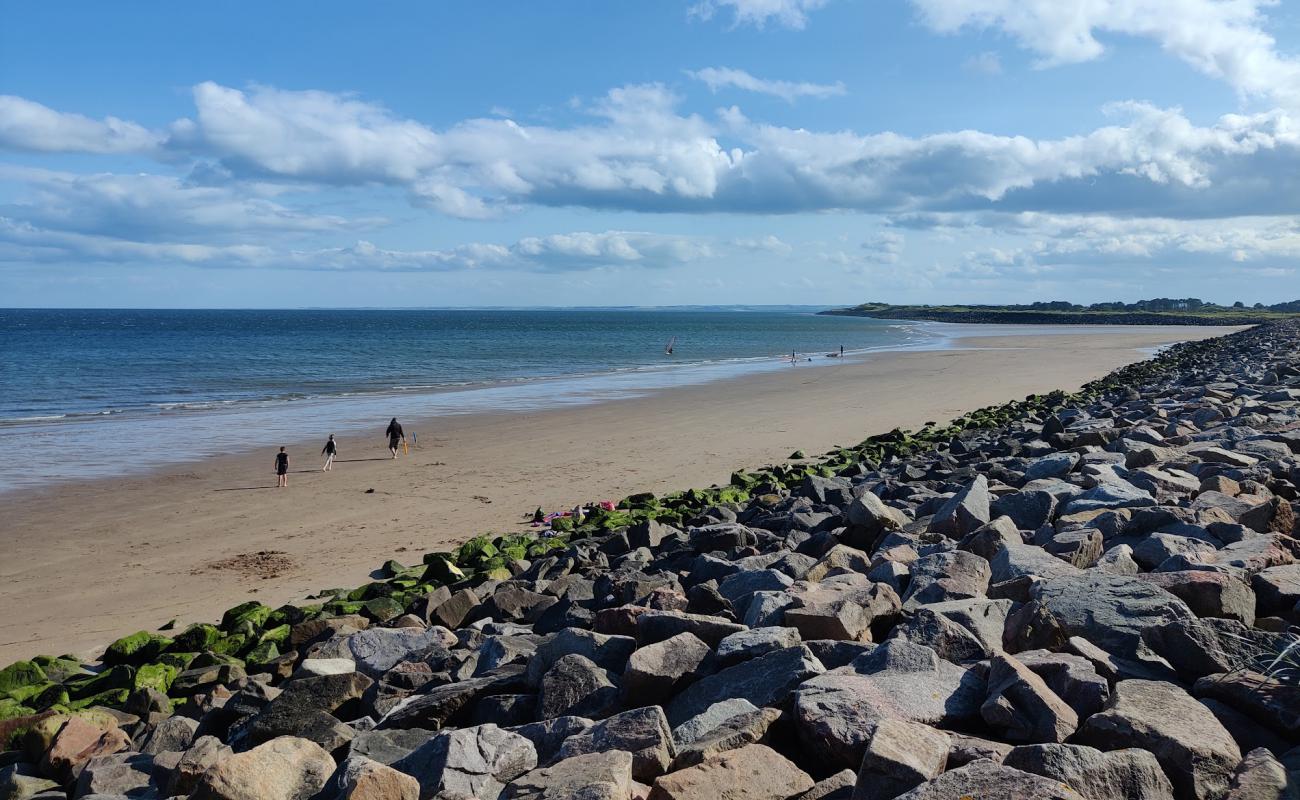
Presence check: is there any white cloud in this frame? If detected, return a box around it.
[0,221,720,273]
[900,210,1300,278]
[6,83,1300,224]
[0,95,160,154]
[0,166,372,240]
[731,234,793,253]
[909,0,1300,108]
[688,67,846,102]
[962,51,1003,75]
[688,0,830,29]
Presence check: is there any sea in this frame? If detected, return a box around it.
[0,307,945,492]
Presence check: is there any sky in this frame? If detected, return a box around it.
[2,0,1300,308]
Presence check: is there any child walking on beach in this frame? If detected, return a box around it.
[274,446,290,487]
[321,434,338,471]
[385,417,405,459]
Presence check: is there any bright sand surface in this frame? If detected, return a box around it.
[0,327,1241,663]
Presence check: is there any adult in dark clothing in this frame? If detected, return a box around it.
[321,434,338,471]
[386,418,405,459]
[274,446,290,487]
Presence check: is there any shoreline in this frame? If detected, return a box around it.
[0,326,1241,663]
[0,321,1236,495]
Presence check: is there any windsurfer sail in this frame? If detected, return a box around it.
[665,336,676,356]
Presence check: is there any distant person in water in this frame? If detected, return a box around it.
[386,418,405,459]
[274,446,289,487]
[321,434,338,471]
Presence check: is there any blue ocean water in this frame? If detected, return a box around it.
[0,308,936,490]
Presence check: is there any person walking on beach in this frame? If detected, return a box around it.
[386,417,405,459]
[321,434,338,471]
[274,446,290,487]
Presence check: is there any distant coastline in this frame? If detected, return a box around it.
[821,298,1300,326]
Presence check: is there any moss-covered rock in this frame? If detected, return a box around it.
[209,634,248,656]
[134,663,178,694]
[189,652,243,669]
[157,651,198,671]
[32,684,70,709]
[171,623,222,652]
[220,601,272,633]
[323,599,366,616]
[456,535,499,566]
[65,665,134,701]
[0,661,46,695]
[421,555,465,585]
[67,688,130,710]
[103,631,173,666]
[0,697,34,722]
[244,641,279,666]
[257,624,291,647]
[31,656,85,684]
[482,566,513,581]
[265,604,310,630]
[362,597,403,622]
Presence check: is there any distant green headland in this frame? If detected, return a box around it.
[820,297,1300,326]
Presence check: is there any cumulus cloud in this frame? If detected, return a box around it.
[0,221,719,273]
[688,0,830,29]
[909,0,1300,107]
[898,210,1300,279]
[0,95,161,154]
[5,82,1300,224]
[0,167,371,240]
[687,67,846,102]
[163,84,1300,219]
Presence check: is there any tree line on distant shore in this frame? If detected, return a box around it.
[821,297,1300,325]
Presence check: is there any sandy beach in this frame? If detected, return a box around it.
[0,327,1241,663]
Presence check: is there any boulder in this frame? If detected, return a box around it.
[671,699,761,746]
[538,655,620,720]
[647,744,813,800]
[716,627,802,667]
[71,752,161,798]
[1194,671,1300,738]
[1142,570,1257,624]
[1252,565,1300,617]
[323,755,421,800]
[901,551,991,607]
[391,723,537,800]
[980,654,1079,743]
[671,707,781,769]
[891,759,1085,799]
[1029,572,1194,657]
[41,716,130,783]
[1079,679,1242,800]
[190,736,336,800]
[501,750,634,800]
[558,706,675,781]
[1224,747,1298,800]
[1012,650,1110,719]
[623,633,711,703]
[665,646,824,727]
[527,629,638,687]
[929,476,992,538]
[850,718,949,800]
[1002,744,1174,800]
[506,717,594,765]
[349,728,436,766]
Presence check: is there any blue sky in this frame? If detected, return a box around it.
[3,0,1300,308]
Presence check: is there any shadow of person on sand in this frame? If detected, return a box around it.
[336,458,391,463]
